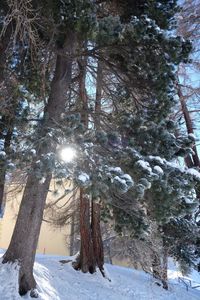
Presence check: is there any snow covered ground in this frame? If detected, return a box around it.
[0,252,200,300]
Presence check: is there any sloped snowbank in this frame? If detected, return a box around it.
[0,253,199,299]
[0,258,20,299]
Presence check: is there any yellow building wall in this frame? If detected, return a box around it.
[0,182,73,256]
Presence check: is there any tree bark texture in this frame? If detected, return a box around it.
[75,57,104,275]
[152,254,162,281]
[162,245,168,290]
[69,190,78,256]
[76,188,96,273]
[78,51,88,129]
[178,86,200,167]
[75,52,96,272]
[91,59,104,274]
[177,83,200,221]
[69,210,76,256]
[0,23,14,214]
[152,246,168,290]
[2,31,76,296]
[75,192,104,275]
[91,200,104,275]
[95,61,103,130]
[0,23,12,83]
[0,114,15,216]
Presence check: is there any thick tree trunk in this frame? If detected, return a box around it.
[91,200,104,275]
[75,188,95,273]
[75,195,105,275]
[2,31,76,296]
[3,174,51,295]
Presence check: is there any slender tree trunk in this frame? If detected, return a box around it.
[95,61,103,130]
[91,200,104,275]
[152,253,162,281]
[162,244,168,290]
[177,85,200,167]
[108,246,113,265]
[69,191,78,255]
[78,49,88,129]
[69,211,75,256]
[2,31,76,296]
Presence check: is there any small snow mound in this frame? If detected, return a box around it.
[136,160,152,174]
[187,168,200,181]
[153,165,164,175]
[188,133,196,141]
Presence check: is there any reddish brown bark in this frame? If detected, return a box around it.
[95,61,103,130]
[75,193,105,275]
[91,200,104,275]
[75,188,96,273]
[91,60,104,274]
[75,50,96,272]
[78,52,88,129]
[74,56,105,275]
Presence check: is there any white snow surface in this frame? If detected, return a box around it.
[148,156,164,165]
[187,168,200,180]
[108,167,123,175]
[0,252,200,300]
[136,160,152,173]
[188,133,196,141]
[77,172,90,183]
[153,165,164,175]
[0,150,6,157]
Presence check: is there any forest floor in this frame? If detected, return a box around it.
[0,251,200,299]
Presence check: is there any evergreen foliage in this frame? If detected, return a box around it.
[0,0,199,294]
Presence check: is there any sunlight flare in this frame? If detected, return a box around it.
[60,147,76,163]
